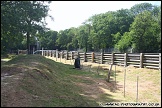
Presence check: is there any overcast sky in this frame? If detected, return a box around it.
[45,1,161,32]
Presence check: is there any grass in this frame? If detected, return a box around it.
[1,54,161,107]
[1,54,99,107]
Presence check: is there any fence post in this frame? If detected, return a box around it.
[140,53,144,68]
[84,52,86,62]
[66,51,68,60]
[62,51,64,59]
[56,49,58,61]
[50,50,52,57]
[61,52,63,59]
[71,52,73,60]
[18,49,19,55]
[111,53,114,65]
[124,53,128,67]
[159,53,161,70]
[54,50,55,57]
[92,52,94,63]
[52,50,53,57]
[101,52,103,64]
[51,50,52,57]
[42,47,43,56]
[53,50,55,57]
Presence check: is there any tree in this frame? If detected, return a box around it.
[77,25,88,52]
[1,1,23,52]
[56,29,69,50]
[112,32,122,45]
[38,30,58,50]
[130,11,160,52]
[115,32,132,53]
[113,9,134,35]
[130,3,153,16]
[67,27,79,51]
[1,1,52,54]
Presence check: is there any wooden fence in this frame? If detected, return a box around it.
[35,50,161,70]
[18,49,27,54]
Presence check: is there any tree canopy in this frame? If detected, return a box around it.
[1,1,52,54]
[1,2,161,53]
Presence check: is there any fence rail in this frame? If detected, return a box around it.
[33,49,161,70]
[18,49,27,54]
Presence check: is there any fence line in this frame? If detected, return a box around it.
[34,50,161,70]
[18,49,28,54]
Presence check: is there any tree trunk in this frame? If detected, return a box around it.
[85,42,87,52]
[27,32,30,54]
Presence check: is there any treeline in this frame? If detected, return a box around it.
[38,3,161,53]
[1,2,161,54]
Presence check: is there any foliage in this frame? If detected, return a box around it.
[130,10,160,52]
[1,1,52,53]
[1,2,161,53]
[115,32,132,53]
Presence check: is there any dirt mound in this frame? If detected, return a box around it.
[1,66,31,107]
[1,62,54,107]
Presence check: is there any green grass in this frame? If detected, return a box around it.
[1,55,99,107]
[1,54,161,107]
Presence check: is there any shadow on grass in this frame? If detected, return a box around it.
[2,55,124,107]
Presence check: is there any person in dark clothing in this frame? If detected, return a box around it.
[74,56,80,69]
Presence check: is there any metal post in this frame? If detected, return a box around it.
[124,67,126,97]
[136,76,139,102]
[114,65,116,91]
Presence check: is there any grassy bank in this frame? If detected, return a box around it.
[1,54,161,107]
[1,55,99,107]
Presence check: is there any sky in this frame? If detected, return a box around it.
[45,1,161,32]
